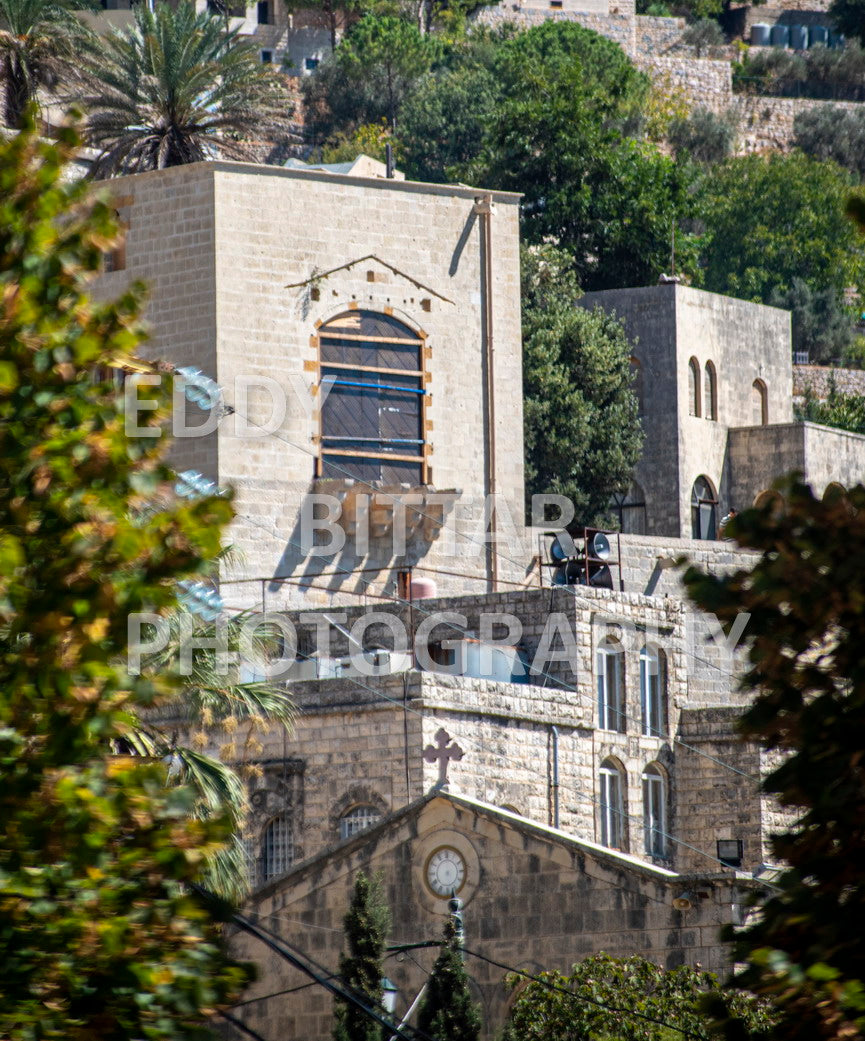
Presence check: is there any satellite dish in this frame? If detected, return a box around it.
[591,532,612,560]
[550,531,578,562]
[588,564,613,589]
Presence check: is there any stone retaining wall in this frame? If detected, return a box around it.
[793,364,865,398]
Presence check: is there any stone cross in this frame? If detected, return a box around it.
[423,728,464,788]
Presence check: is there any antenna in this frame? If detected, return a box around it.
[671,220,676,278]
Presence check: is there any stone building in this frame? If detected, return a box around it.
[580,283,865,540]
[95,158,862,1039]
[230,789,763,1040]
[94,159,526,607]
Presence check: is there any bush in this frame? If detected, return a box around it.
[680,18,725,57]
[768,277,857,362]
[669,106,735,162]
[794,104,865,177]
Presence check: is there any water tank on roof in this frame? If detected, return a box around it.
[410,576,437,600]
[751,23,771,46]
[770,24,790,47]
[810,24,829,46]
[790,24,808,49]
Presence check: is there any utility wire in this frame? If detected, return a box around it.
[460,946,707,1040]
[232,511,757,784]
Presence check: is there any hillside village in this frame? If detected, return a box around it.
[3,0,865,1039]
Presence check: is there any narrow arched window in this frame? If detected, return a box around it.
[317,309,427,484]
[339,805,382,840]
[262,815,294,881]
[688,358,701,417]
[691,476,718,540]
[752,379,768,425]
[642,763,667,858]
[640,644,667,738]
[597,638,625,732]
[599,759,625,850]
[704,361,717,421]
[630,356,645,416]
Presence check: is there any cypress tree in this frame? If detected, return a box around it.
[333,871,391,1041]
[417,919,482,1041]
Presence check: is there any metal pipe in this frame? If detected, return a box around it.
[387,982,427,1041]
[473,194,498,593]
[551,725,560,829]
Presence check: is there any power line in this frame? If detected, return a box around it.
[230,512,757,784]
[460,946,708,1040]
[217,899,428,1041]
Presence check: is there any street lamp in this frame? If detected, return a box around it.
[381,977,398,1016]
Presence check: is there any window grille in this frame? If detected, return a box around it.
[262,816,294,881]
[339,805,382,840]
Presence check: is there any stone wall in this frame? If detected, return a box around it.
[639,55,734,111]
[732,95,865,153]
[211,573,779,876]
[794,364,865,399]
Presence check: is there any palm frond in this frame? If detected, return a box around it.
[80,0,293,175]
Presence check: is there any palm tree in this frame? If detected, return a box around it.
[81,2,290,176]
[0,0,95,128]
[125,608,296,902]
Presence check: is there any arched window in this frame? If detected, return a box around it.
[599,758,625,850]
[752,379,768,425]
[262,815,294,881]
[691,476,718,540]
[630,356,645,416]
[317,309,427,484]
[639,644,667,738]
[704,361,717,421]
[339,805,382,840]
[597,638,625,732]
[642,763,667,858]
[610,481,647,535]
[688,358,701,417]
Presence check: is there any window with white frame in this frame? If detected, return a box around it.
[597,638,625,732]
[262,815,294,881]
[642,763,667,858]
[640,644,666,738]
[339,805,382,840]
[599,759,625,849]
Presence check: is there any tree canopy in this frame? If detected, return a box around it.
[521,244,643,526]
[698,152,865,309]
[683,478,865,1041]
[417,918,482,1041]
[465,22,699,290]
[81,2,290,175]
[0,0,95,128]
[0,115,249,1038]
[333,872,391,1041]
[504,954,774,1041]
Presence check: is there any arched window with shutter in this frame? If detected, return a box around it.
[704,361,717,421]
[752,379,768,425]
[317,309,427,484]
[688,357,701,417]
